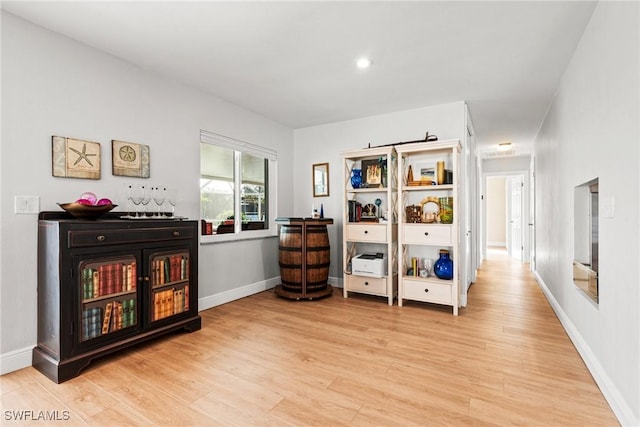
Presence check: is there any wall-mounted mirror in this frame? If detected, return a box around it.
[573,178,598,303]
[313,163,329,197]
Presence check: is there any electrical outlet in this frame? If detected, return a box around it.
[15,195,40,214]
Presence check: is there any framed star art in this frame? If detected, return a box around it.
[52,136,101,179]
[111,140,150,178]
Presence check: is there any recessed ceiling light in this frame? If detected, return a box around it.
[356,57,372,69]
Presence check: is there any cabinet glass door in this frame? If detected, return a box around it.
[78,256,139,342]
[148,250,191,322]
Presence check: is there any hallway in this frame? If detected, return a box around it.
[463,247,618,424]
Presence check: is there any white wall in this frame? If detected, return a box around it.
[486,176,506,246]
[292,101,467,284]
[0,12,294,370]
[534,2,639,424]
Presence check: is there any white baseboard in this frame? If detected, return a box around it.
[487,241,506,247]
[198,277,280,311]
[198,275,342,312]
[0,345,32,375]
[0,276,344,377]
[533,271,638,427]
[328,275,343,289]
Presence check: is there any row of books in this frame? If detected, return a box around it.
[82,262,137,300]
[81,298,136,341]
[347,200,378,222]
[152,254,189,287]
[153,285,189,321]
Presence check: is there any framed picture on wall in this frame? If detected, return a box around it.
[52,136,101,180]
[112,140,150,178]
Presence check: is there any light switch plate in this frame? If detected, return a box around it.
[15,195,40,214]
[600,196,615,218]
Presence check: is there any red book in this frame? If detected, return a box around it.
[107,263,115,295]
[98,265,107,296]
[116,263,123,293]
[130,261,137,290]
[172,255,180,282]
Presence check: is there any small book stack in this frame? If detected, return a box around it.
[153,285,189,321]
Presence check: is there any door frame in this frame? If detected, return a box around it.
[507,174,525,261]
[481,170,530,263]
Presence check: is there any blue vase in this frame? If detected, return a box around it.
[433,250,453,280]
[351,168,362,189]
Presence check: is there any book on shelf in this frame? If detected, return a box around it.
[101,302,113,334]
[173,288,185,315]
[81,307,102,341]
[92,270,99,298]
[83,260,136,299]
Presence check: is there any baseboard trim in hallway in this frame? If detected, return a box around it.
[534,271,637,426]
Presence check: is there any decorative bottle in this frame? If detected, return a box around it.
[439,197,453,224]
[433,249,453,280]
[350,168,362,189]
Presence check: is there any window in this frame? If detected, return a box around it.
[200,130,277,239]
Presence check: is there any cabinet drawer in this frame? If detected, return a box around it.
[347,275,387,295]
[68,226,195,248]
[346,223,387,242]
[402,224,451,246]
[402,279,452,304]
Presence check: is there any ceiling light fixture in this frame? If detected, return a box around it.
[356,57,372,69]
[497,141,512,151]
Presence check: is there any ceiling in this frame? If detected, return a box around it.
[2,1,597,153]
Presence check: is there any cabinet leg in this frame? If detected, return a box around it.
[33,347,91,384]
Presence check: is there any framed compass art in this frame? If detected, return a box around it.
[52,136,101,180]
[111,140,150,178]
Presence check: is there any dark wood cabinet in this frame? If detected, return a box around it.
[33,212,201,383]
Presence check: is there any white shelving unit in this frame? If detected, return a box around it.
[396,139,461,315]
[342,146,397,305]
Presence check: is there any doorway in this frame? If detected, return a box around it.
[483,172,528,263]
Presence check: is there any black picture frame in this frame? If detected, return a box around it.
[362,159,382,188]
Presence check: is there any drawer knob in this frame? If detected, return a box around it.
[96,235,106,241]
[364,230,368,234]
[424,232,429,236]
[424,288,430,293]
[364,282,369,286]
[172,231,180,237]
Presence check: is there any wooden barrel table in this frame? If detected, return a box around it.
[274,217,333,300]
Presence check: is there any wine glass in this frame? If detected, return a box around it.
[153,186,167,217]
[140,185,152,217]
[129,183,144,217]
[166,188,177,217]
[122,183,134,218]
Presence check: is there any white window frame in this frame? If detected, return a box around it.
[200,130,278,244]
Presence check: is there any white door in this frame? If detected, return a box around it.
[529,158,536,270]
[508,175,524,261]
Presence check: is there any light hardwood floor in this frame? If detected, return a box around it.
[1,250,619,426]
